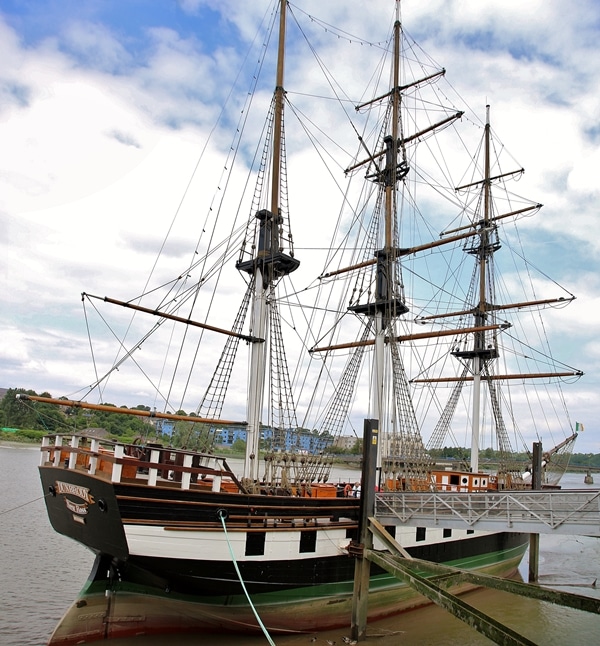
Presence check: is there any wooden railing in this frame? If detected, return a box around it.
[40,434,243,492]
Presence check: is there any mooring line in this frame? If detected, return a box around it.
[0,492,51,516]
[218,511,277,646]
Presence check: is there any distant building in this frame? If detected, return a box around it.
[79,427,110,439]
[215,426,247,446]
[215,426,333,453]
[333,435,358,451]
[155,420,175,437]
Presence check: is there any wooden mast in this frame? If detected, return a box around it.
[371,3,403,458]
[373,7,402,432]
[470,105,493,474]
[270,0,286,223]
[244,0,289,483]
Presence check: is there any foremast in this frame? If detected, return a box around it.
[237,0,299,485]
[377,5,432,489]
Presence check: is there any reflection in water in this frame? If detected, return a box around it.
[1,445,93,646]
[1,445,599,646]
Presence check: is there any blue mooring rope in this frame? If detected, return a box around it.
[218,510,277,645]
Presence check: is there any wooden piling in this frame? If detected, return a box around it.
[528,441,542,583]
[350,419,378,642]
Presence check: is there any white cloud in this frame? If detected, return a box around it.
[0,1,598,452]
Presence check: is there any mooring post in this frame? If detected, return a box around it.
[528,441,542,583]
[350,419,379,642]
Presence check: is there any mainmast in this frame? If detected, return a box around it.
[342,1,432,486]
[362,4,409,429]
[373,4,410,444]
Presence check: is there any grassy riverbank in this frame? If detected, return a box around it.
[0,429,45,444]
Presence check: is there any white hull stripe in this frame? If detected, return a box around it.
[124,524,493,561]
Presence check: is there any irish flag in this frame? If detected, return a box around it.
[575,421,584,432]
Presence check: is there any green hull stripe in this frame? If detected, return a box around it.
[83,542,528,608]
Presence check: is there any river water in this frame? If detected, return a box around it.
[1,443,599,646]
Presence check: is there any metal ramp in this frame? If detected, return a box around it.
[350,421,600,644]
[375,489,600,535]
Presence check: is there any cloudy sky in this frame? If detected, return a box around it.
[1,0,599,451]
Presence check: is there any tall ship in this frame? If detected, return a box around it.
[22,1,582,643]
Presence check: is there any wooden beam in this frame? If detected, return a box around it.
[17,394,245,426]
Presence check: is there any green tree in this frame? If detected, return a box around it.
[350,439,363,455]
[1,388,39,428]
[231,437,246,453]
[0,388,70,431]
[84,404,153,438]
[171,421,213,451]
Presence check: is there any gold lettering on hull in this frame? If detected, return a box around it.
[55,481,95,504]
[55,480,95,520]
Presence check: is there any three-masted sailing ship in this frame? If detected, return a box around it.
[23,1,582,642]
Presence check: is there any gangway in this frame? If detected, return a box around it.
[374,489,600,535]
[350,421,600,644]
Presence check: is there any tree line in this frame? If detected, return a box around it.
[0,388,159,437]
[1,388,598,466]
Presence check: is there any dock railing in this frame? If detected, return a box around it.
[375,489,600,535]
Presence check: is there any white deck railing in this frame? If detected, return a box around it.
[40,434,238,492]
